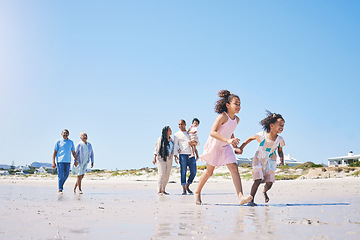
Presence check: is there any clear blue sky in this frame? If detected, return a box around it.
[0,1,359,170]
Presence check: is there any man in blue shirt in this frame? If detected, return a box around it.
[52,129,78,194]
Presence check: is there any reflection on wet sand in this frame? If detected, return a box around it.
[1,179,359,239]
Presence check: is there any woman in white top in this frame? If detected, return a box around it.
[72,132,94,194]
[153,126,174,195]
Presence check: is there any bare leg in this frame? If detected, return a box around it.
[194,147,199,159]
[73,180,78,194]
[263,182,273,203]
[226,163,253,205]
[194,164,215,205]
[190,146,195,158]
[77,175,84,194]
[248,179,262,206]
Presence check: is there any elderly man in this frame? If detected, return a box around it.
[52,129,78,194]
[174,119,197,195]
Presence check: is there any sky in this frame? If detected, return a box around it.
[0,1,359,170]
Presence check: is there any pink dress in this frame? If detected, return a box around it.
[200,112,238,166]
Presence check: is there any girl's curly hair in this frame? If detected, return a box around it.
[260,110,285,132]
[159,126,170,161]
[214,90,240,113]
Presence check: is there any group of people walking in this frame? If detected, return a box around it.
[153,90,286,206]
[51,89,285,207]
[52,130,94,195]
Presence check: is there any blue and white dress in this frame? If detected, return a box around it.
[72,141,94,176]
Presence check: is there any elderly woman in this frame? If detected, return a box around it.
[153,126,174,195]
[72,132,94,194]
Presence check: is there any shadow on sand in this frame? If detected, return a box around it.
[206,202,350,207]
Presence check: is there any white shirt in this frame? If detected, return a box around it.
[173,130,192,156]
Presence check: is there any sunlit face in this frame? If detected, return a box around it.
[270,118,285,133]
[192,121,199,127]
[226,97,241,114]
[80,133,88,143]
[178,120,186,131]
[61,130,69,140]
[167,128,172,137]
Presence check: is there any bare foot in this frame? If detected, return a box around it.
[239,195,253,205]
[195,192,202,205]
[263,192,269,203]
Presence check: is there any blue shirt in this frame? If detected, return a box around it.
[54,138,75,163]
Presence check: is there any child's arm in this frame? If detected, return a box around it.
[230,133,237,147]
[210,113,239,146]
[278,146,284,165]
[234,136,256,154]
[187,126,192,134]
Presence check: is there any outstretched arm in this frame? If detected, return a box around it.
[234,136,256,154]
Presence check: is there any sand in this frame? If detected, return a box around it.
[0,175,359,240]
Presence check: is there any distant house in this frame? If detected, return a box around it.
[15,171,24,175]
[17,165,30,171]
[282,154,304,167]
[328,151,360,167]
[36,167,47,174]
[0,170,10,175]
[237,154,303,167]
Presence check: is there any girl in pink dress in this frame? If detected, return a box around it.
[235,111,285,206]
[195,90,253,205]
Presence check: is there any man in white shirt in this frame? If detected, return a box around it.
[174,119,197,195]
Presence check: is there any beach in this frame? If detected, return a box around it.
[1,170,359,240]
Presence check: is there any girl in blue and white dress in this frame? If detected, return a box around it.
[72,132,94,194]
[235,111,285,206]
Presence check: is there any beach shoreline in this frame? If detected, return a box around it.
[1,169,359,239]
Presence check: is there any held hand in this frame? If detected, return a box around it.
[234,148,243,155]
[74,161,79,167]
[178,149,181,154]
[227,138,240,147]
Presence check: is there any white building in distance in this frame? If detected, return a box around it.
[328,151,360,167]
[237,154,303,167]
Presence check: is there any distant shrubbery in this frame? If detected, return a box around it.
[292,162,323,170]
[349,161,360,167]
[197,165,206,170]
[238,163,252,168]
[278,165,290,170]
[91,169,106,173]
[275,174,301,180]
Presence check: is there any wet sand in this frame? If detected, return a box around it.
[0,177,359,239]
